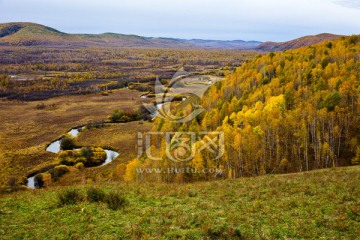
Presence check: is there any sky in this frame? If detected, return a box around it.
[0,0,359,42]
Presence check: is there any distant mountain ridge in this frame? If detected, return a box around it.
[0,22,345,50]
[0,22,261,49]
[256,33,343,51]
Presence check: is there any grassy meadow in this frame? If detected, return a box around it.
[0,166,359,239]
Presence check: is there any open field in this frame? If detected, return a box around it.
[0,46,258,100]
[0,166,359,239]
[0,88,153,189]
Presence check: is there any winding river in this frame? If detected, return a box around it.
[27,127,119,189]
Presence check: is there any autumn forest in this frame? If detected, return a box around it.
[133,35,360,182]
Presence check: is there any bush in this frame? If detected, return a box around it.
[34,173,44,188]
[60,135,75,150]
[74,157,87,165]
[82,147,107,167]
[50,165,70,180]
[348,35,358,45]
[55,165,70,174]
[18,176,28,186]
[81,146,93,161]
[75,162,85,169]
[58,157,75,166]
[58,189,83,206]
[105,191,127,210]
[36,103,45,110]
[56,148,106,167]
[8,177,17,187]
[57,151,79,166]
[42,173,52,187]
[110,109,124,122]
[109,109,141,123]
[87,187,105,202]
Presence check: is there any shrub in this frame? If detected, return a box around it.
[55,165,70,175]
[18,176,28,186]
[109,109,141,123]
[104,191,127,210]
[50,165,70,180]
[8,177,17,187]
[57,150,83,166]
[42,173,52,187]
[36,103,45,110]
[58,189,83,206]
[110,109,124,122]
[87,187,105,202]
[348,35,358,45]
[34,173,44,188]
[57,147,106,167]
[82,147,107,167]
[60,135,75,150]
[188,190,198,198]
[81,147,93,160]
[58,157,75,166]
[75,162,85,169]
[74,157,87,164]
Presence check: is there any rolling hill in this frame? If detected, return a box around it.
[1,166,359,239]
[256,33,343,51]
[0,22,261,49]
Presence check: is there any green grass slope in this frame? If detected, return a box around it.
[1,166,359,239]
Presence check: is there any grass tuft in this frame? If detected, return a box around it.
[86,187,105,202]
[57,188,83,206]
[104,191,128,210]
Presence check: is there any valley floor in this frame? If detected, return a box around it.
[0,166,359,239]
[0,88,152,188]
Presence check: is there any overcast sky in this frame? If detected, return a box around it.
[0,0,359,42]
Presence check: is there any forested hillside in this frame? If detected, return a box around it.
[256,33,342,51]
[130,35,360,182]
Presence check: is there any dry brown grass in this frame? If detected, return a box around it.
[0,89,152,187]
